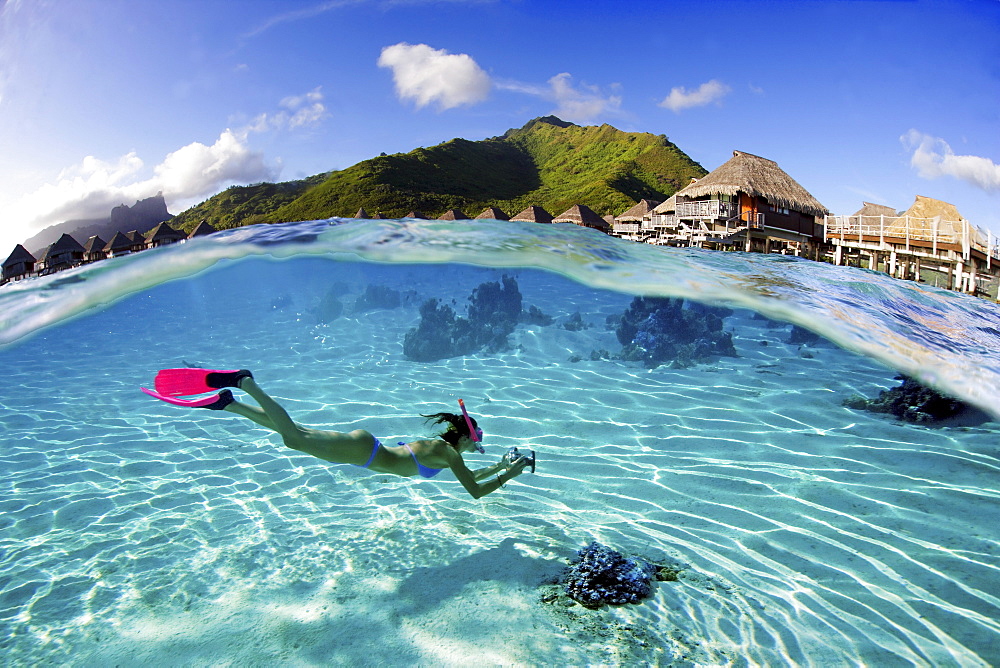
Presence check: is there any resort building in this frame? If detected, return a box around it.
[146,222,186,248]
[83,235,108,263]
[437,209,469,220]
[475,207,509,221]
[824,195,1000,297]
[611,199,661,241]
[189,221,218,238]
[39,234,86,275]
[645,150,828,256]
[510,205,553,224]
[553,204,610,232]
[2,245,37,283]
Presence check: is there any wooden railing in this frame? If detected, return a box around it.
[825,214,1000,260]
[676,199,738,219]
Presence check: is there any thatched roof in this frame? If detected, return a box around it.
[355,207,370,219]
[371,212,386,219]
[83,235,107,253]
[616,199,661,222]
[651,195,677,215]
[850,202,898,219]
[127,230,144,244]
[105,231,134,252]
[189,221,217,238]
[405,210,428,219]
[4,244,36,266]
[44,233,85,259]
[510,206,553,224]
[147,222,185,243]
[476,207,509,221]
[886,195,987,246]
[437,209,469,220]
[677,150,828,218]
[552,204,609,231]
[603,214,616,227]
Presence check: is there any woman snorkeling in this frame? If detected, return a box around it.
[141,368,533,499]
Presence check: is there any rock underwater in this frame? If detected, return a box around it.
[613,297,738,368]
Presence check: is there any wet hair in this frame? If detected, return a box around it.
[421,411,479,447]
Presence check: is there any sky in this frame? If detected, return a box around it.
[0,0,998,253]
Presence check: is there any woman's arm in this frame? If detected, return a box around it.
[470,460,506,481]
[443,448,528,499]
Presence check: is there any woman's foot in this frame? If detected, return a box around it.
[206,370,253,390]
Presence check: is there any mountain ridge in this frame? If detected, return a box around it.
[169,117,707,231]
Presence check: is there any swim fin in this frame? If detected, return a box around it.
[141,387,235,410]
[152,368,252,396]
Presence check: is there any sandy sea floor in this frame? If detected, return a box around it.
[1,258,998,666]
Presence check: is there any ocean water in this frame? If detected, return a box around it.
[1,219,998,666]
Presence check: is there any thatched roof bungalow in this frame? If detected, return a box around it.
[437,209,469,220]
[553,204,609,232]
[189,221,218,238]
[475,207,509,221]
[885,195,988,248]
[354,207,370,219]
[105,231,136,257]
[616,199,661,222]
[675,150,828,243]
[83,235,108,262]
[2,244,36,282]
[510,206,553,224]
[41,233,85,274]
[404,211,429,219]
[146,221,186,248]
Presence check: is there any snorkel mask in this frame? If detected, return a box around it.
[457,399,485,454]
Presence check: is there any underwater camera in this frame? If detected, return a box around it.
[506,446,536,473]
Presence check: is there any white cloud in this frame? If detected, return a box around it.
[4,129,278,250]
[659,79,731,113]
[497,73,623,124]
[546,73,622,123]
[903,130,1000,192]
[377,42,491,111]
[251,86,328,131]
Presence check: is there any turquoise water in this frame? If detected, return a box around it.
[1,219,998,665]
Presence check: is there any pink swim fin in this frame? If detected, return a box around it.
[141,387,235,410]
[153,368,252,396]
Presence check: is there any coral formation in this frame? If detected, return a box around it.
[613,297,737,368]
[403,275,533,362]
[563,542,657,609]
[353,284,402,312]
[843,376,969,423]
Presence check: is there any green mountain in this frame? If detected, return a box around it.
[170,116,707,231]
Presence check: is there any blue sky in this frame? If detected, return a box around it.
[1,0,998,252]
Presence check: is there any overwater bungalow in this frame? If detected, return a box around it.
[437,209,469,220]
[404,210,428,219]
[475,207,509,221]
[825,195,1000,296]
[188,220,218,238]
[668,150,828,256]
[39,233,85,275]
[2,245,36,284]
[83,235,108,263]
[126,231,146,253]
[612,198,661,241]
[105,231,136,258]
[553,204,609,232]
[146,222,185,248]
[354,207,370,219]
[510,206,553,224]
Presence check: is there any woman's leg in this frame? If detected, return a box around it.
[223,375,376,465]
[225,377,305,445]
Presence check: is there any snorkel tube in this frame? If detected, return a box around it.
[458,399,485,454]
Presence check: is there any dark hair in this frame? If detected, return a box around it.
[421,411,478,447]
